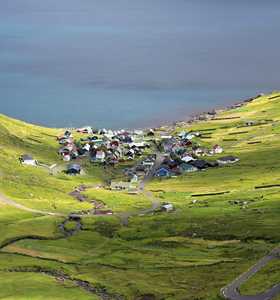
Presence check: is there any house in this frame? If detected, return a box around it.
[180,163,198,173]
[161,135,173,139]
[94,209,113,215]
[181,154,195,163]
[161,138,177,152]
[95,150,106,162]
[217,156,239,165]
[82,143,91,152]
[130,174,138,183]
[58,145,74,155]
[134,130,144,135]
[104,130,114,139]
[190,160,211,170]
[161,203,174,212]
[58,143,78,161]
[212,145,223,154]
[62,154,71,162]
[87,136,99,141]
[99,128,108,135]
[147,129,155,136]
[20,154,37,166]
[71,150,79,159]
[192,147,208,157]
[119,135,133,143]
[67,164,81,175]
[58,137,73,145]
[181,140,193,147]
[130,142,146,149]
[178,131,188,139]
[135,165,148,176]
[245,120,256,127]
[162,158,179,170]
[126,149,135,160]
[186,133,195,140]
[77,126,93,134]
[112,148,122,159]
[142,159,154,167]
[110,140,119,149]
[59,130,72,139]
[155,167,171,177]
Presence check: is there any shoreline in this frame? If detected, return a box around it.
[0,91,269,132]
[139,92,266,132]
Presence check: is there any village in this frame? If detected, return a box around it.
[20,111,242,195]
[53,95,263,185]
[19,94,266,188]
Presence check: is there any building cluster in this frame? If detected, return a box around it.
[153,130,239,178]
[57,127,154,165]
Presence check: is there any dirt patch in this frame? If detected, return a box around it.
[4,245,43,257]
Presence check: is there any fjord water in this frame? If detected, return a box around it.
[0,1,279,129]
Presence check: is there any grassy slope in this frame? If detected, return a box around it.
[0,93,279,299]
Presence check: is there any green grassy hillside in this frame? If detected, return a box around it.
[0,92,280,300]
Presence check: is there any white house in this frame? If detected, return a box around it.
[130,174,138,183]
[96,150,106,162]
[83,143,91,152]
[213,145,223,154]
[181,154,195,163]
[134,130,144,135]
[77,126,93,134]
[63,154,71,162]
[20,154,37,166]
[161,203,174,212]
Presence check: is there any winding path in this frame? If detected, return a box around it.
[139,151,165,191]
[221,247,280,300]
[118,152,165,226]
[0,192,65,217]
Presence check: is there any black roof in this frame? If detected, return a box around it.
[218,156,238,162]
[190,160,209,169]
[67,164,81,171]
[21,154,34,161]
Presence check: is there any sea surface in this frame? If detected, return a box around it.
[0,0,279,129]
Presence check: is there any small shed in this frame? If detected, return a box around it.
[130,174,138,183]
[180,163,198,173]
[96,150,106,162]
[161,203,174,212]
[155,167,171,177]
[213,145,223,154]
[20,154,37,166]
[181,154,194,163]
[147,129,155,136]
[190,160,210,170]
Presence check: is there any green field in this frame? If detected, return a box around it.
[0,92,280,299]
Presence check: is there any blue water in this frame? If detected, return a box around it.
[0,1,279,128]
